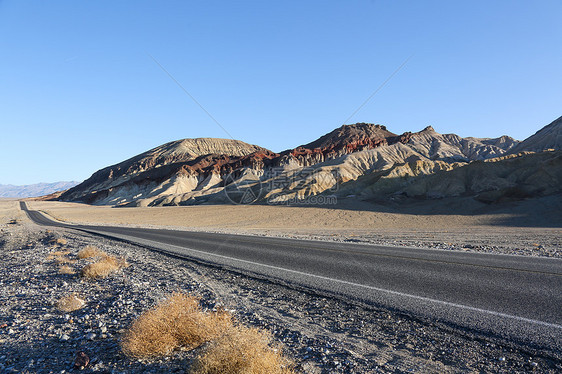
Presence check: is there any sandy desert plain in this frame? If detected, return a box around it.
[26,196,562,257]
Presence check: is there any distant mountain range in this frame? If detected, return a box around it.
[60,116,561,207]
[0,181,80,198]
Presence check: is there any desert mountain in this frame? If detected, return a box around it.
[340,151,562,204]
[0,181,79,198]
[60,138,268,204]
[510,116,562,153]
[60,119,534,206]
[260,126,522,204]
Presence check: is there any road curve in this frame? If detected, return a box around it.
[21,202,562,353]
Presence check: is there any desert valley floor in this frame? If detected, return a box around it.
[1,198,561,373]
[27,197,562,258]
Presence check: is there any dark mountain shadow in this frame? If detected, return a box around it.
[254,194,562,228]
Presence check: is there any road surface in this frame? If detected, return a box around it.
[21,202,562,352]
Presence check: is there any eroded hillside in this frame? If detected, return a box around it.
[58,118,562,207]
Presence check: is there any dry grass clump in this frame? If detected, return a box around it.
[78,245,101,259]
[52,238,67,246]
[47,250,76,265]
[56,294,85,312]
[47,250,70,260]
[81,254,127,279]
[59,265,76,274]
[121,293,233,358]
[122,293,294,373]
[190,325,295,374]
[47,237,68,249]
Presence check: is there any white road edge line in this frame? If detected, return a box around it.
[97,230,562,331]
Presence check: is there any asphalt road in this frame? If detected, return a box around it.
[21,202,562,352]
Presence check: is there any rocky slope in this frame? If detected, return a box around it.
[59,117,562,207]
[344,151,562,203]
[59,138,268,205]
[261,127,524,204]
[510,116,562,153]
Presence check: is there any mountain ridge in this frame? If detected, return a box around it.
[59,119,537,206]
[0,181,80,198]
[510,116,562,153]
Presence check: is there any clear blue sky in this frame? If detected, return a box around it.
[1,1,560,185]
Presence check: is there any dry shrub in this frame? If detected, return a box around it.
[190,325,294,374]
[81,255,126,279]
[56,294,85,312]
[78,245,101,259]
[55,238,67,246]
[51,250,70,256]
[46,236,67,249]
[121,293,233,358]
[59,265,75,274]
[47,250,70,261]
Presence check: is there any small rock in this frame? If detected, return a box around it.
[74,351,90,370]
[86,332,96,340]
[60,334,71,341]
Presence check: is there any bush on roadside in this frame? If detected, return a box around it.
[190,325,295,374]
[121,293,232,358]
[121,293,294,374]
[81,254,127,279]
[78,245,101,259]
[59,265,75,274]
[54,238,67,246]
[47,250,70,258]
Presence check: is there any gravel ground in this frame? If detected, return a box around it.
[1,220,561,373]
[239,228,561,258]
